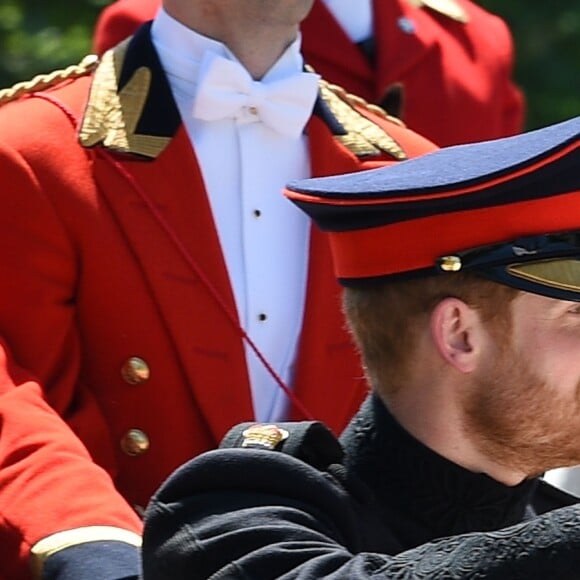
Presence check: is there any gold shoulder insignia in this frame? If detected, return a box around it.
[0,55,99,108]
[408,0,469,23]
[241,424,290,450]
[79,41,170,158]
[318,79,407,160]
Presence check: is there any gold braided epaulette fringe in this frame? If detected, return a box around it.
[0,54,100,107]
[321,79,406,128]
[317,75,407,160]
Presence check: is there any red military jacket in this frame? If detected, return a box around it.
[0,24,435,578]
[93,0,524,146]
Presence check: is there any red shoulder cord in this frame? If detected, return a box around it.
[31,92,314,421]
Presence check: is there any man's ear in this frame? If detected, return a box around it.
[429,297,482,373]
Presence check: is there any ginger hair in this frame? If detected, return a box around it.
[343,272,519,397]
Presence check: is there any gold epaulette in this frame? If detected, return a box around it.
[322,79,406,127]
[317,77,407,160]
[408,0,469,23]
[0,54,100,107]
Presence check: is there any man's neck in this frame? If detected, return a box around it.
[384,388,529,487]
[162,1,301,79]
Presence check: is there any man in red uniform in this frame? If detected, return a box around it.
[0,0,435,577]
[93,0,525,146]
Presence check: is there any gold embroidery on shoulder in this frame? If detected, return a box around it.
[319,79,407,160]
[0,55,99,107]
[327,82,406,127]
[79,42,170,158]
[241,424,290,450]
[408,0,469,23]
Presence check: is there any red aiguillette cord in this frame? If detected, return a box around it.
[33,92,315,422]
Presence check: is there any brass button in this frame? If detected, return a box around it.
[438,255,463,272]
[121,357,150,385]
[121,429,150,456]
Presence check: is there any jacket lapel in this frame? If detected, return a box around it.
[302,1,441,119]
[373,0,448,114]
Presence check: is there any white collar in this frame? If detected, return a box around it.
[322,0,373,43]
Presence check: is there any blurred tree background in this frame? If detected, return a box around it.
[0,0,108,84]
[0,0,578,131]
[479,0,579,129]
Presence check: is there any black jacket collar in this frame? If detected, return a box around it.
[340,394,540,549]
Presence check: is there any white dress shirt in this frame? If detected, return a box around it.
[151,9,316,422]
[322,0,373,43]
[544,466,580,497]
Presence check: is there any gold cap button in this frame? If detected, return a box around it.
[121,357,150,385]
[121,429,150,456]
[438,255,463,272]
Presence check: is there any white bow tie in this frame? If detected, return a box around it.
[192,53,320,138]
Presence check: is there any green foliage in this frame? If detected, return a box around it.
[0,1,577,130]
[480,0,580,130]
[0,0,111,85]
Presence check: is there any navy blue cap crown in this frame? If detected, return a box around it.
[284,116,580,299]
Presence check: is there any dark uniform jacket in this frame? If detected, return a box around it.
[340,395,576,551]
[142,394,580,579]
